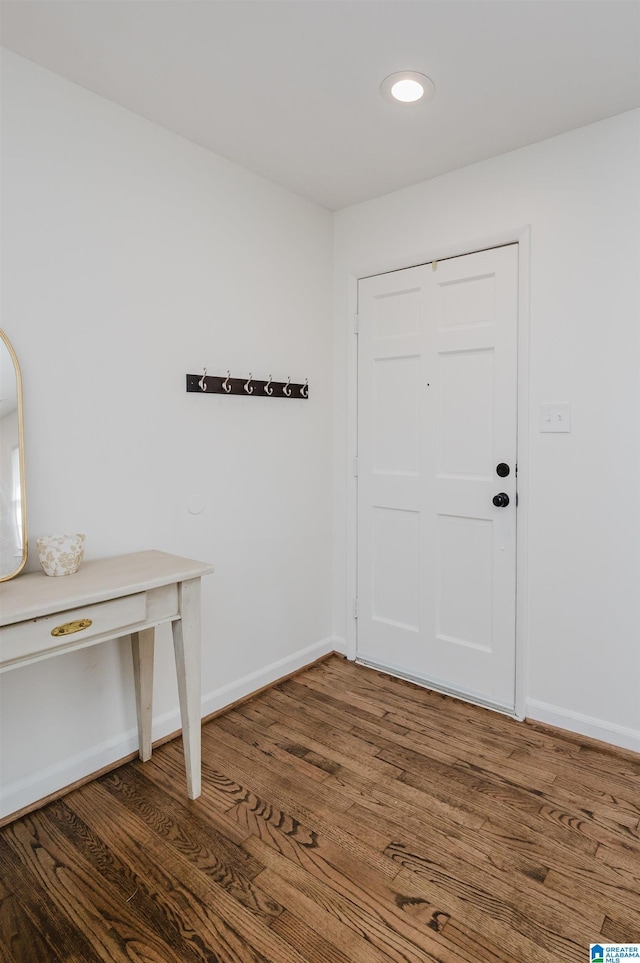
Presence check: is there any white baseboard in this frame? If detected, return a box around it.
[0,727,141,821]
[200,635,344,718]
[526,699,640,754]
[0,636,343,821]
[331,635,348,657]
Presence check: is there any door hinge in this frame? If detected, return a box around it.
[353,456,359,477]
[353,313,360,334]
[352,598,359,619]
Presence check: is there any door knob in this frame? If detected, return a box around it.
[493,492,510,508]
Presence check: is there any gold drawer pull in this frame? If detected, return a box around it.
[51,618,93,638]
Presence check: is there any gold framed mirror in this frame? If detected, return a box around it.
[0,328,27,580]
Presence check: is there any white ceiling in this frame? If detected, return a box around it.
[1,0,639,210]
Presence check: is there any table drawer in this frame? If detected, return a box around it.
[0,593,147,667]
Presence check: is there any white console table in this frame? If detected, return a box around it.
[0,550,214,802]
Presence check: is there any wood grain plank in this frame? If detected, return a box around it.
[543,865,640,924]
[395,755,600,859]
[390,848,585,963]
[244,834,473,963]
[268,706,492,833]
[215,711,344,783]
[0,835,101,963]
[132,749,252,837]
[200,724,355,817]
[2,811,178,963]
[97,765,265,881]
[345,795,608,950]
[263,715,405,784]
[237,773,572,963]
[601,911,640,943]
[301,662,536,762]
[0,883,66,963]
[197,731,401,881]
[263,680,410,741]
[68,781,284,927]
[246,816,511,963]
[0,894,63,963]
[67,781,308,963]
[2,654,637,963]
[270,910,355,963]
[44,797,222,963]
[262,871,392,963]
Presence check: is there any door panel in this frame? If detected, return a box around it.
[372,507,420,629]
[438,348,495,476]
[436,514,493,651]
[438,271,496,327]
[357,245,518,711]
[374,355,420,472]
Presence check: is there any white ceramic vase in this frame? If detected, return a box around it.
[36,534,85,577]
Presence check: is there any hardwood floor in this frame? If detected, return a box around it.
[1,654,639,962]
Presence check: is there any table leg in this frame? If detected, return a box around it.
[172,577,202,799]
[131,627,155,762]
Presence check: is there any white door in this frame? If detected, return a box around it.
[356,244,518,712]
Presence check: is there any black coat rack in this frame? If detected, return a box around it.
[186,370,308,399]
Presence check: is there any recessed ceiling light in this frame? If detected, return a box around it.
[380,71,435,105]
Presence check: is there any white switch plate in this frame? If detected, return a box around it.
[540,403,571,433]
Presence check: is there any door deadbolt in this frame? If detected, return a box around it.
[496,463,510,477]
[492,493,510,508]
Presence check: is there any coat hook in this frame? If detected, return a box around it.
[198,368,207,391]
[222,370,232,393]
[283,376,292,397]
[244,372,254,395]
[300,378,309,398]
[264,374,273,396]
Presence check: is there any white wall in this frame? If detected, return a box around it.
[1,52,638,822]
[0,51,335,818]
[333,111,640,752]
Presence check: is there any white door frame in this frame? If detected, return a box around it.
[345,226,531,720]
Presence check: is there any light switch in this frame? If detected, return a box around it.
[540,403,571,433]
